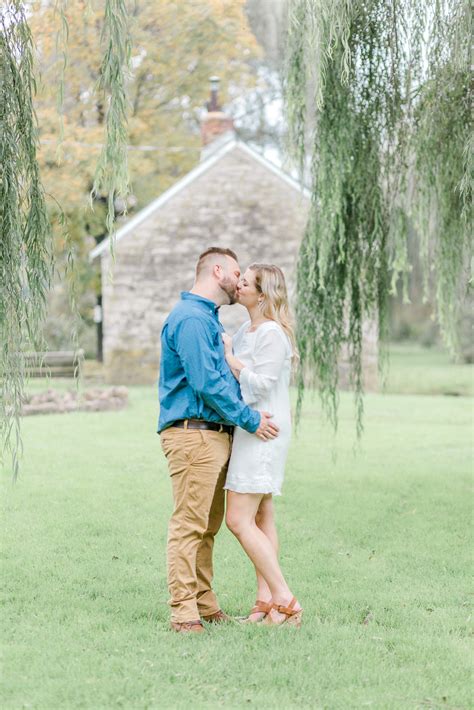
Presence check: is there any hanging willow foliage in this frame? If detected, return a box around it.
[0,2,53,477]
[414,1,472,348]
[54,0,69,159]
[1,0,132,476]
[285,0,472,435]
[91,0,132,242]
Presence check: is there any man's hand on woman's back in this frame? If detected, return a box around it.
[255,411,279,440]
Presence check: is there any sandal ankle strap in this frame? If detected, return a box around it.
[273,596,299,616]
[251,599,272,614]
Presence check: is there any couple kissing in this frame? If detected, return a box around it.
[158,247,302,633]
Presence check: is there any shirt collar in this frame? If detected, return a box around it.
[181,291,219,316]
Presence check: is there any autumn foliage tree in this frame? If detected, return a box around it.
[1,0,261,474]
[29,0,261,349]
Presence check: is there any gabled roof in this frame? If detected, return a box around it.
[89,135,310,261]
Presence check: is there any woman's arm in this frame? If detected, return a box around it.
[239,328,289,404]
[223,327,290,404]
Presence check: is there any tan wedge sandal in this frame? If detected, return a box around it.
[262,596,303,628]
[239,599,272,624]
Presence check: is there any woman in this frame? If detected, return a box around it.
[222,263,303,627]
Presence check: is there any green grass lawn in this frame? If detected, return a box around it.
[2,375,472,710]
[382,343,473,397]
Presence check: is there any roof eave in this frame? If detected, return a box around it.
[89,138,310,261]
[89,137,238,261]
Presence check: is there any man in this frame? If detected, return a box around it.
[158,247,279,633]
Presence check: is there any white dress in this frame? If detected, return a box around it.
[224,320,292,496]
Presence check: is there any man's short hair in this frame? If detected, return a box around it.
[196,247,238,278]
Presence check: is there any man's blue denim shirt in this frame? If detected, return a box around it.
[158,292,260,434]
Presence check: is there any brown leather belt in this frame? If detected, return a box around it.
[171,419,234,435]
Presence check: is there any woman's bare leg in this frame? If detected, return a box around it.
[246,495,277,617]
[226,491,299,616]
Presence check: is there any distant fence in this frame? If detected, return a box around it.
[22,350,84,378]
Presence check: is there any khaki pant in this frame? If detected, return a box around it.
[160,426,232,623]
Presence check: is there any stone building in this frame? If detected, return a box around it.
[90,85,377,386]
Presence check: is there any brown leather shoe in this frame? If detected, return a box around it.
[170,620,205,633]
[201,609,233,624]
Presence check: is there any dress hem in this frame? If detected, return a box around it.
[224,485,282,496]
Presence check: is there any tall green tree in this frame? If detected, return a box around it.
[285,0,472,433]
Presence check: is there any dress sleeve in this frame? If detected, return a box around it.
[240,326,289,405]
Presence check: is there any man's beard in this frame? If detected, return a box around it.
[219,277,238,305]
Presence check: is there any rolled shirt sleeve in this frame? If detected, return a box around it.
[174,317,260,433]
[239,327,289,405]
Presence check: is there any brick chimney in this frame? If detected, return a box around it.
[200,76,234,146]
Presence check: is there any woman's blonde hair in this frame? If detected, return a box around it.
[248,263,298,359]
